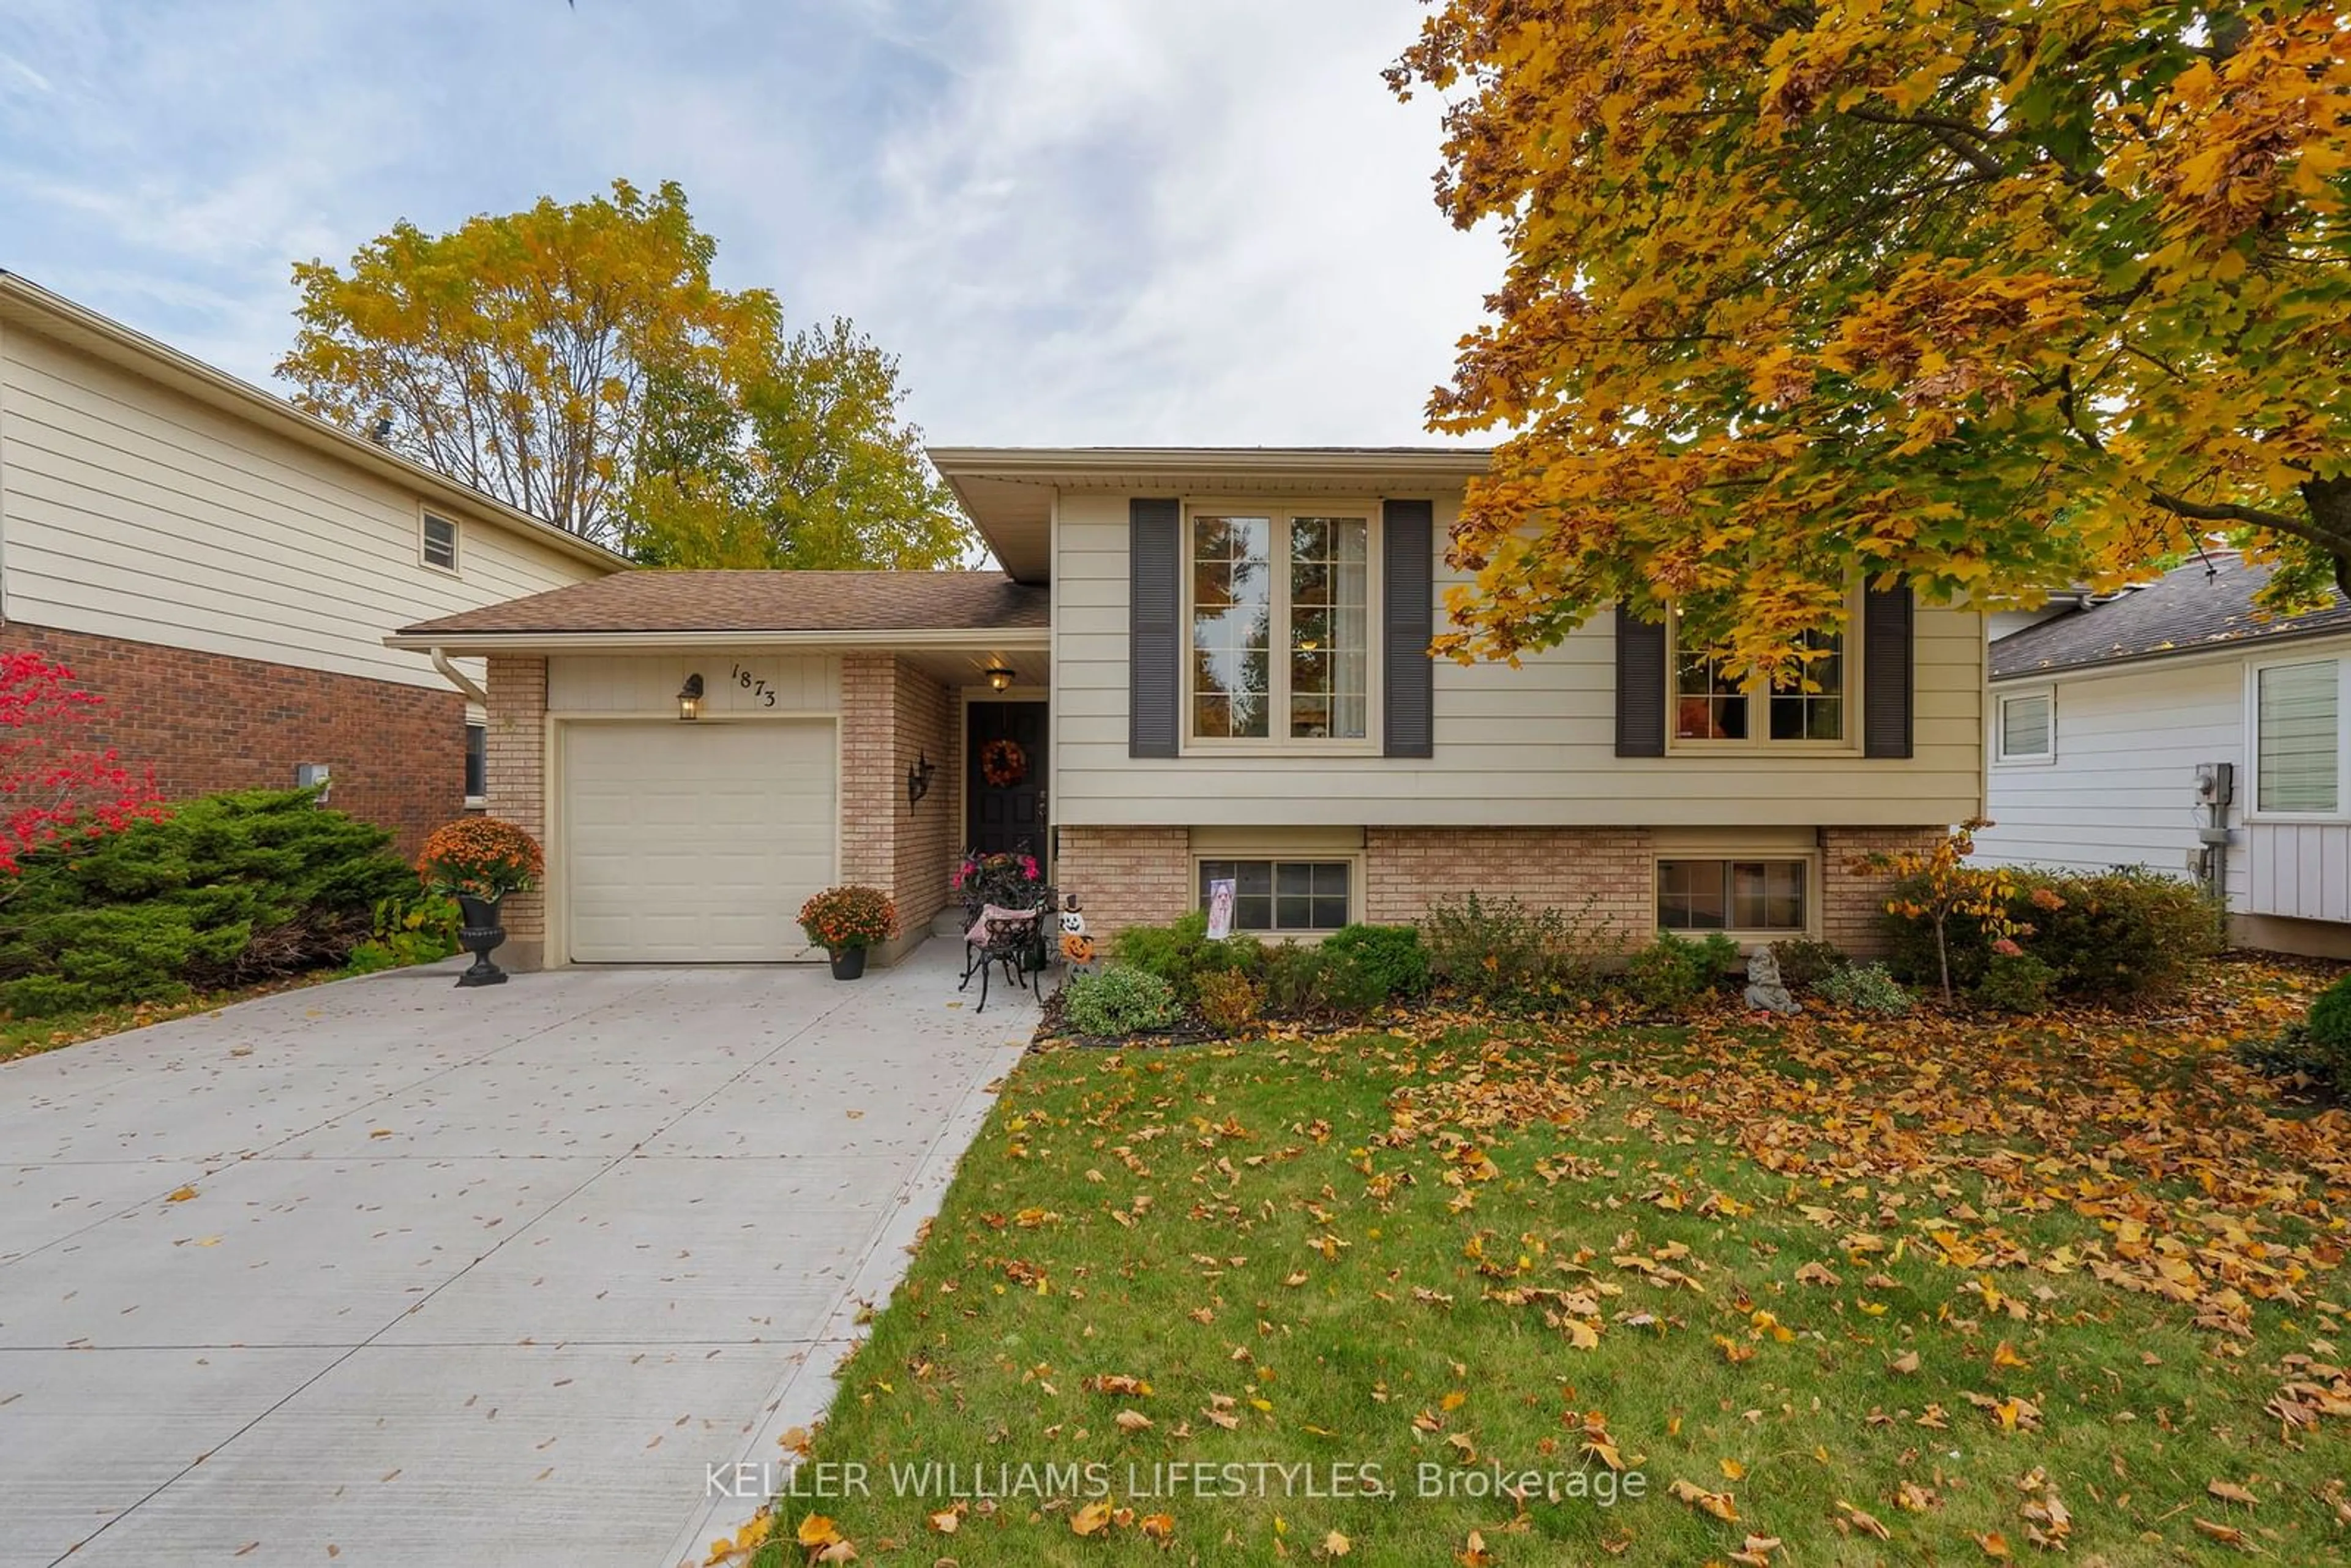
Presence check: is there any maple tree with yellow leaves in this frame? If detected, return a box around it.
[1389,2,2351,679]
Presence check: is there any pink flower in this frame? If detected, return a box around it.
[1990,937,2023,958]
[1020,855,1040,880]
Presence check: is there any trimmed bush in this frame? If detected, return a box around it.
[2298,973,2351,1089]
[1111,910,1263,1006]
[1817,962,1913,1015]
[1975,950,2058,1013]
[1768,936,1848,990]
[1422,891,1618,1009]
[1260,942,1328,1016]
[1197,971,1263,1035]
[1319,924,1430,1010]
[0,787,415,1016]
[1623,931,1737,1010]
[1880,866,2217,1002]
[1062,966,1180,1037]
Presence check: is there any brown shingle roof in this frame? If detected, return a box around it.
[1991,555,2351,680]
[399,570,1048,637]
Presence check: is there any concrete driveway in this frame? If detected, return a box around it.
[0,940,1034,1568]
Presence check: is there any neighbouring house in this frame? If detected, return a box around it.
[394,448,1985,970]
[0,272,624,852]
[1976,552,2351,959]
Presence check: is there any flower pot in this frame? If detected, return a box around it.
[828,947,868,981]
[454,893,510,988]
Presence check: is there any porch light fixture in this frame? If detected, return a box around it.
[677,673,705,721]
[907,749,937,809]
[984,662,1014,693]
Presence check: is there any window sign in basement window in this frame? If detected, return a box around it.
[1657,859,1807,932]
[1196,860,1350,932]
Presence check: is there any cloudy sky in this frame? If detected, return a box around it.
[0,0,1503,448]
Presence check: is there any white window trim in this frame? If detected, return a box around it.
[463,718,489,809]
[421,509,462,575]
[1180,499,1383,757]
[1651,850,1823,943]
[1189,852,1365,936]
[2244,655,2349,823]
[1663,589,1862,756]
[1993,688,2057,766]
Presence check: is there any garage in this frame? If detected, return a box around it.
[562,719,836,962]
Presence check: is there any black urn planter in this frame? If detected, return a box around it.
[455,893,510,988]
[828,947,868,981]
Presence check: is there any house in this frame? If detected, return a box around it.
[1975,552,2351,958]
[392,448,1986,970]
[0,272,624,853]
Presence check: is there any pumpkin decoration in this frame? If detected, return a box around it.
[981,737,1028,787]
[1060,931,1097,966]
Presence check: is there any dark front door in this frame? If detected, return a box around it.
[967,701,1047,859]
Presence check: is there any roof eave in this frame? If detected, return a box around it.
[387,626,1052,655]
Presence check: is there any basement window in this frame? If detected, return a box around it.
[1196,859,1352,933]
[1656,858,1809,934]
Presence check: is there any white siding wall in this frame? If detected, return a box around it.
[1053,490,1984,828]
[1976,662,2246,904]
[0,324,607,689]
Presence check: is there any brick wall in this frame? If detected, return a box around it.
[1820,825,1946,955]
[0,621,465,858]
[823,653,960,964]
[484,654,549,968]
[1056,819,1946,955]
[1365,826,1654,949]
[1056,825,1193,937]
[891,662,959,935]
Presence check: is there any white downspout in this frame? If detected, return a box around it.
[429,646,490,708]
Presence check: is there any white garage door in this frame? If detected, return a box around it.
[563,720,836,962]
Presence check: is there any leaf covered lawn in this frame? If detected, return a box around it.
[738,959,2351,1566]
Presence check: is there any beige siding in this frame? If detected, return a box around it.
[0,324,606,689]
[1052,490,1984,827]
[547,653,840,716]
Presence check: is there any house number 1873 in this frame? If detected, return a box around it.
[730,663,777,707]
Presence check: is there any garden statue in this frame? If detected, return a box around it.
[1744,947,1801,1016]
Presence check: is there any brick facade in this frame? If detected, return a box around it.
[1057,820,1942,957]
[1055,825,1193,936]
[482,654,550,969]
[839,653,959,963]
[0,621,466,858]
[1818,825,1946,955]
[1365,826,1655,948]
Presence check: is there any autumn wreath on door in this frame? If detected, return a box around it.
[980,737,1028,788]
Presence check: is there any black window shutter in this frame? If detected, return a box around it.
[1382,498,1434,758]
[1129,498,1181,758]
[1614,604,1667,757]
[1862,581,1914,759]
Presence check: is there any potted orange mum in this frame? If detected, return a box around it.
[416,817,544,987]
[798,885,898,980]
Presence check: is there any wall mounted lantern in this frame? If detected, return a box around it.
[907,750,937,809]
[984,662,1014,693]
[678,673,705,721]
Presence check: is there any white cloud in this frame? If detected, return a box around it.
[0,0,1501,448]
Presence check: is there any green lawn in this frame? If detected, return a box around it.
[731,962,2351,1566]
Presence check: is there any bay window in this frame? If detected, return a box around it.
[1190,508,1373,746]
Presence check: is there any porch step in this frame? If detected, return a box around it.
[931,909,970,939]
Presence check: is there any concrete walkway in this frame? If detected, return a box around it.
[0,940,1035,1567]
